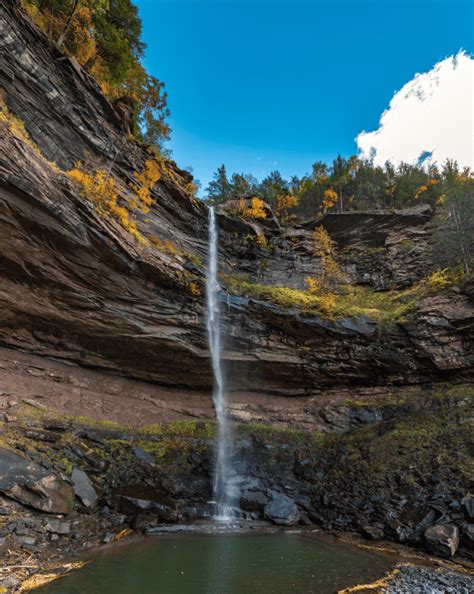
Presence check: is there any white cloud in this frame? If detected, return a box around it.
[356,51,474,169]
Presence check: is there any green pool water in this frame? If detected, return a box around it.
[40,531,393,594]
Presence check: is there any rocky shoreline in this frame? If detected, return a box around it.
[381,564,474,594]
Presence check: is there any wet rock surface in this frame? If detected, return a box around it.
[264,496,300,526]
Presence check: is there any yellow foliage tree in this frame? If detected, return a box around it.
[67,167,144,242]
[322,188,338,212]
[238,197,267,220]
[128,158,161,213]
[275,193,298,223]
[414,178,440,200]
[414,184,428,199]
[307,225,343,292]
[24,4,96,67]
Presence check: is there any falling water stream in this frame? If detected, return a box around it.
[206,206,234,520]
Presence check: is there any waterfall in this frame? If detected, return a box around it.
[206,206,233,520]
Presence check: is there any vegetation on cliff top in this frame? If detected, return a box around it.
[20,0,170,150]
[206,157,470,217]
[207,159,474,274]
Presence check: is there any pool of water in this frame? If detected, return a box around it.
[40,531,394,594]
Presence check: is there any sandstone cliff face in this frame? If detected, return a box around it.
[0,1,472,423]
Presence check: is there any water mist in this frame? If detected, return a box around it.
[206,206,233,520]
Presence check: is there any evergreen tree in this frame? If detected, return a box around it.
[92,0,144,85]
[259,170,288,208]
[205,165,233,205]
[230,173,258,199]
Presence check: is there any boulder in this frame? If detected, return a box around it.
[114,495,177,522]
[161,474,210,499]
[424,524,460,558]
[240,490,270,511]
[111,485,177,522]
[361,525,384,541]
[264,496,300,526]
[0,448,73,514]
[71,467,98,508]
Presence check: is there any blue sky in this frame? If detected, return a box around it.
[135,0,473,192]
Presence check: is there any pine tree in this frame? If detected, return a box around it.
[205,165,233,205]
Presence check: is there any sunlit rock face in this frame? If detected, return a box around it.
[0,1,473,422]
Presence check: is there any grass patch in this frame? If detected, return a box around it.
[312,400,473,493]
[140,420,214,439]
[223,268,466,326]
[16,406,215,441]
[236,422,325,446]
[344,382,474,409]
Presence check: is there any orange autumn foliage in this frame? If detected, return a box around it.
[238,197,267,220]
[275,193,298,222]
[67,167,144,242]
[129,159,161,213]
[322,187,338,212]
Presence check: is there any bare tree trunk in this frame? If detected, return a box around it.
[57,0,80,49]
[83,54,97,72]
[105,137,128,182]
[339,188,343,214]
[450,202,470,274]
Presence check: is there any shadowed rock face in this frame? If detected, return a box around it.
[0,448,74,514]
[0,1,473,411]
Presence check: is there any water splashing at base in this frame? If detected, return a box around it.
[206,206,235,521]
